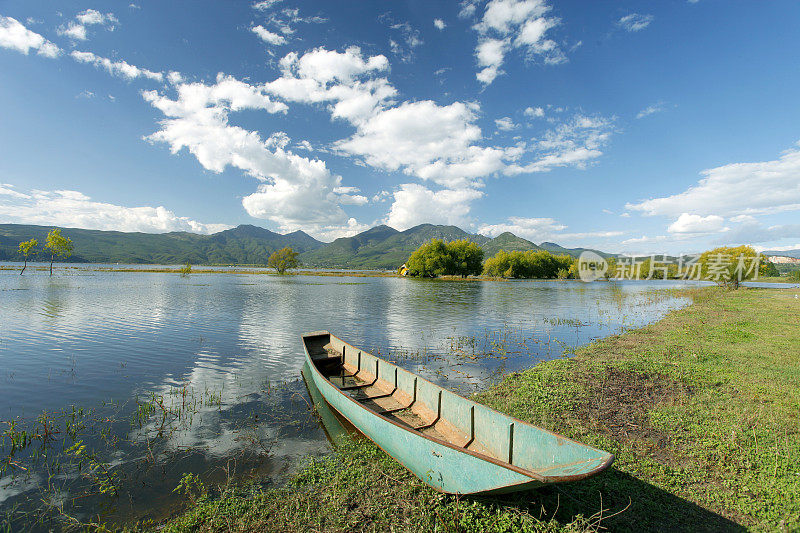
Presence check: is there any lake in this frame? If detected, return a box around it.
[0,266,697,528]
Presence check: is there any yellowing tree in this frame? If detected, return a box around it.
[698,245,762,289]
[18,238,38,275]
[268,247,299,274]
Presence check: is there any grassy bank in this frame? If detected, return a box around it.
[132,288,800,531]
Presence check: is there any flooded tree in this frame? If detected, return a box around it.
[18,238,38,275]
[268,247,299,274]
[43,228,74,276]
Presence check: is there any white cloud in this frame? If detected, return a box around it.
[479,218,621,245]
[495,117,517,131]
[636,102,666,119]
[627,142,800,217]
[252,25,286,45]
[434,19,446,30]
[253,6,327,43]
[58,9,117,41]
[310,218,371,241]
[667,213,726,234]
[470,0,565,85]
[0,183,31,199]
[617,13,653,32]
[459,0,480,19]
[504,113,614,174]
[478,216,565,241]
[143,73,364,239]
[253,0,283,11]
[524,106,544,118]
[336,100,507,188]
[559,230,624,240]
[0,186,230,234]
[758,243,800,253]
[385,184,483,230]
[0,16,61,58]
[265,46,395,124]
[383,19,423,63]
[70,50,163,82]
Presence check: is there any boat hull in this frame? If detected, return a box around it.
[302,331,613,495]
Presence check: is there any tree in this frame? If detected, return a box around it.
[447,239,484,278]
[179,261,192,277]
[697,245,763,289]
[18,238,38,275]
[268,247,299,274]
[43,229,74,276]
[483,250,573,279]
[406,239,453,277]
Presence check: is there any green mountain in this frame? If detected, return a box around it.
[299,224,491,269]
[481,232,542,256]
[538,241,616,259]
[0,223,323,264]
[0,222,614,269]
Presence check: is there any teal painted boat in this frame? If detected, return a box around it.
[302,331,614,495]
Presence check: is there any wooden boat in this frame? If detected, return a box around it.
[302,331,614,495]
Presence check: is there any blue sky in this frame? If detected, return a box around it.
[1,0,799,254]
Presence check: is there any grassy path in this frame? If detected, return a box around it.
[155,287,799,532]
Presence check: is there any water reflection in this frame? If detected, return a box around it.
[0,269,696,528]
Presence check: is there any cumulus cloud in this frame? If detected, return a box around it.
[251,25,286,45]
[265,46,395,124]
[0,186,230,233]
[385,184,483,230]
[142,73,365,239]
[58,9,117,41]
[434,19,446,30]
[469,0,565,85]
[336,100,508,188]
[617,13,654,32]
[0,16,61,58]
[524,106,544,118]
[495,116,517,131]
[627,142,800,218]
[71,50,163,81]
[667,213,726,234]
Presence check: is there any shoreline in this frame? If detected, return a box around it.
[2,264,797,285]
[152,286,800,532]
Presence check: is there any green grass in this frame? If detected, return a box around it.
[152,287,799,532]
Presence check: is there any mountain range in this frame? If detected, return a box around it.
[762,249,800,259]
[0,223,612,269]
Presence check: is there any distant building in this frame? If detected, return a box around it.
[767,255,800,264]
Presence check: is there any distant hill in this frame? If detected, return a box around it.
[300,224,491,269]
[0,222,614,268]
[763,249,800,259]
[481,232,542,256]
[539,241,616,259]
[0,224,323,264]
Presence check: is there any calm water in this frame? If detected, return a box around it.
[0,266,696,528]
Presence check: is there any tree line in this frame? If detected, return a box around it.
[403,240,781,283]
[404,239,574,279]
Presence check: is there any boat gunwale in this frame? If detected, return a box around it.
[302,331,614,486]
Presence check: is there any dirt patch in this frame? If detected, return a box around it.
[579,367,693,458]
